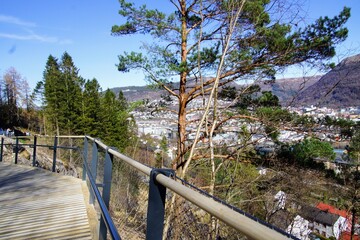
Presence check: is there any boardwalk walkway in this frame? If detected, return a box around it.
[0,163,93,239]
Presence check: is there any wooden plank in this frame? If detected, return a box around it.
[0,163,93,240]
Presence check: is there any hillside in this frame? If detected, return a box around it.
[257,76,321,106]
[295,54,360,108]
[111,86,167,102]
[111,76,322,106]
[111,54,360,108]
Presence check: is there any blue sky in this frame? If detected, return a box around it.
[1,0,359,91]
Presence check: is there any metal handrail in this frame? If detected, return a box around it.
[157,174,292,239]
[86,136,295,240]
[0,135,120,239]
[82,156,121,240]
[0,135,80,169]
[0,135,296,239]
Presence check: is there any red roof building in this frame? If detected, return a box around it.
[316,202,359,240]
[316,202,348,218]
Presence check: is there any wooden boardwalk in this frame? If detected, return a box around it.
[0,163,93,240]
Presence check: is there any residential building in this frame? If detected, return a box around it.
[287,203,348,240]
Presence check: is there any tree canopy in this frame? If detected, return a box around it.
[112,0,350,173]
[37,52,135,152]
[292,137,336,165]
[0,67,33,128]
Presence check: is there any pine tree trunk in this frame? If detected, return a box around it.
[176,97,187,171]
[174,0,188,174]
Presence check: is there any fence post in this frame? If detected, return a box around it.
[146,169,175,240]
[32,135,37,167]
[0,137,3,162]
[52,136,58,172]
[99,148,114,240]
[82,137,89,181]
[14,137,19,164]
[89,141,98,205]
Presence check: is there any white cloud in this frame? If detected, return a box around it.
[0,32,54,42]
[0,32,72,44]
[0,15,72,44]
[0,15,36,27]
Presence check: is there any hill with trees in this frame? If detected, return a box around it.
[114,52,360,109]
[295,54,360,107]
[258,75,322,106]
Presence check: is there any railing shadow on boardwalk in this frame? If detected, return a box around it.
[0,163,92,239]
[0,165,79,204]
[0,135,300,240]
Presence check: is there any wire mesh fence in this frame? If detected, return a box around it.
[163,193,246,240]
[105,156,252,239]
[104,160,251,239]
[110,161,150,239]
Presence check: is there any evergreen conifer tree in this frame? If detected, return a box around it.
[43,55,64,135]
[59,52,83,135]
[100,89,132,151]
[77,78,102,136]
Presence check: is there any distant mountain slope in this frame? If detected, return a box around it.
[111,86,167,102]
[258,76,321,106]
[111,54,360,108]
[111,77,321,106]
[295,54,360,108]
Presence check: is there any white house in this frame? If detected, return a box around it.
[287,215,311,240]
[287,204,348,240]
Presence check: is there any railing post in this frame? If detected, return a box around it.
[146,169,175,240]
[0,137,3,162]
[99,149,114,240]
[32,135,37,167]
[52,136,58,172]
[14,137,19,164]
[89,141,98,205]
[82,137,89,181]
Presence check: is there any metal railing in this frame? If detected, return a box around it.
[0,135,82,171]
[81,136,121,240]
[83,136,297,240]
[0,135,298,240]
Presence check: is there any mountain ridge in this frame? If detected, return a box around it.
[295,54,360,108]
[111,54,360,108]
[111,76,321,105]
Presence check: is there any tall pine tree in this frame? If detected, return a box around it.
[100,89,133,152]
[43,55,63,135]
[59,52,83,135]
[77,78,102,136]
